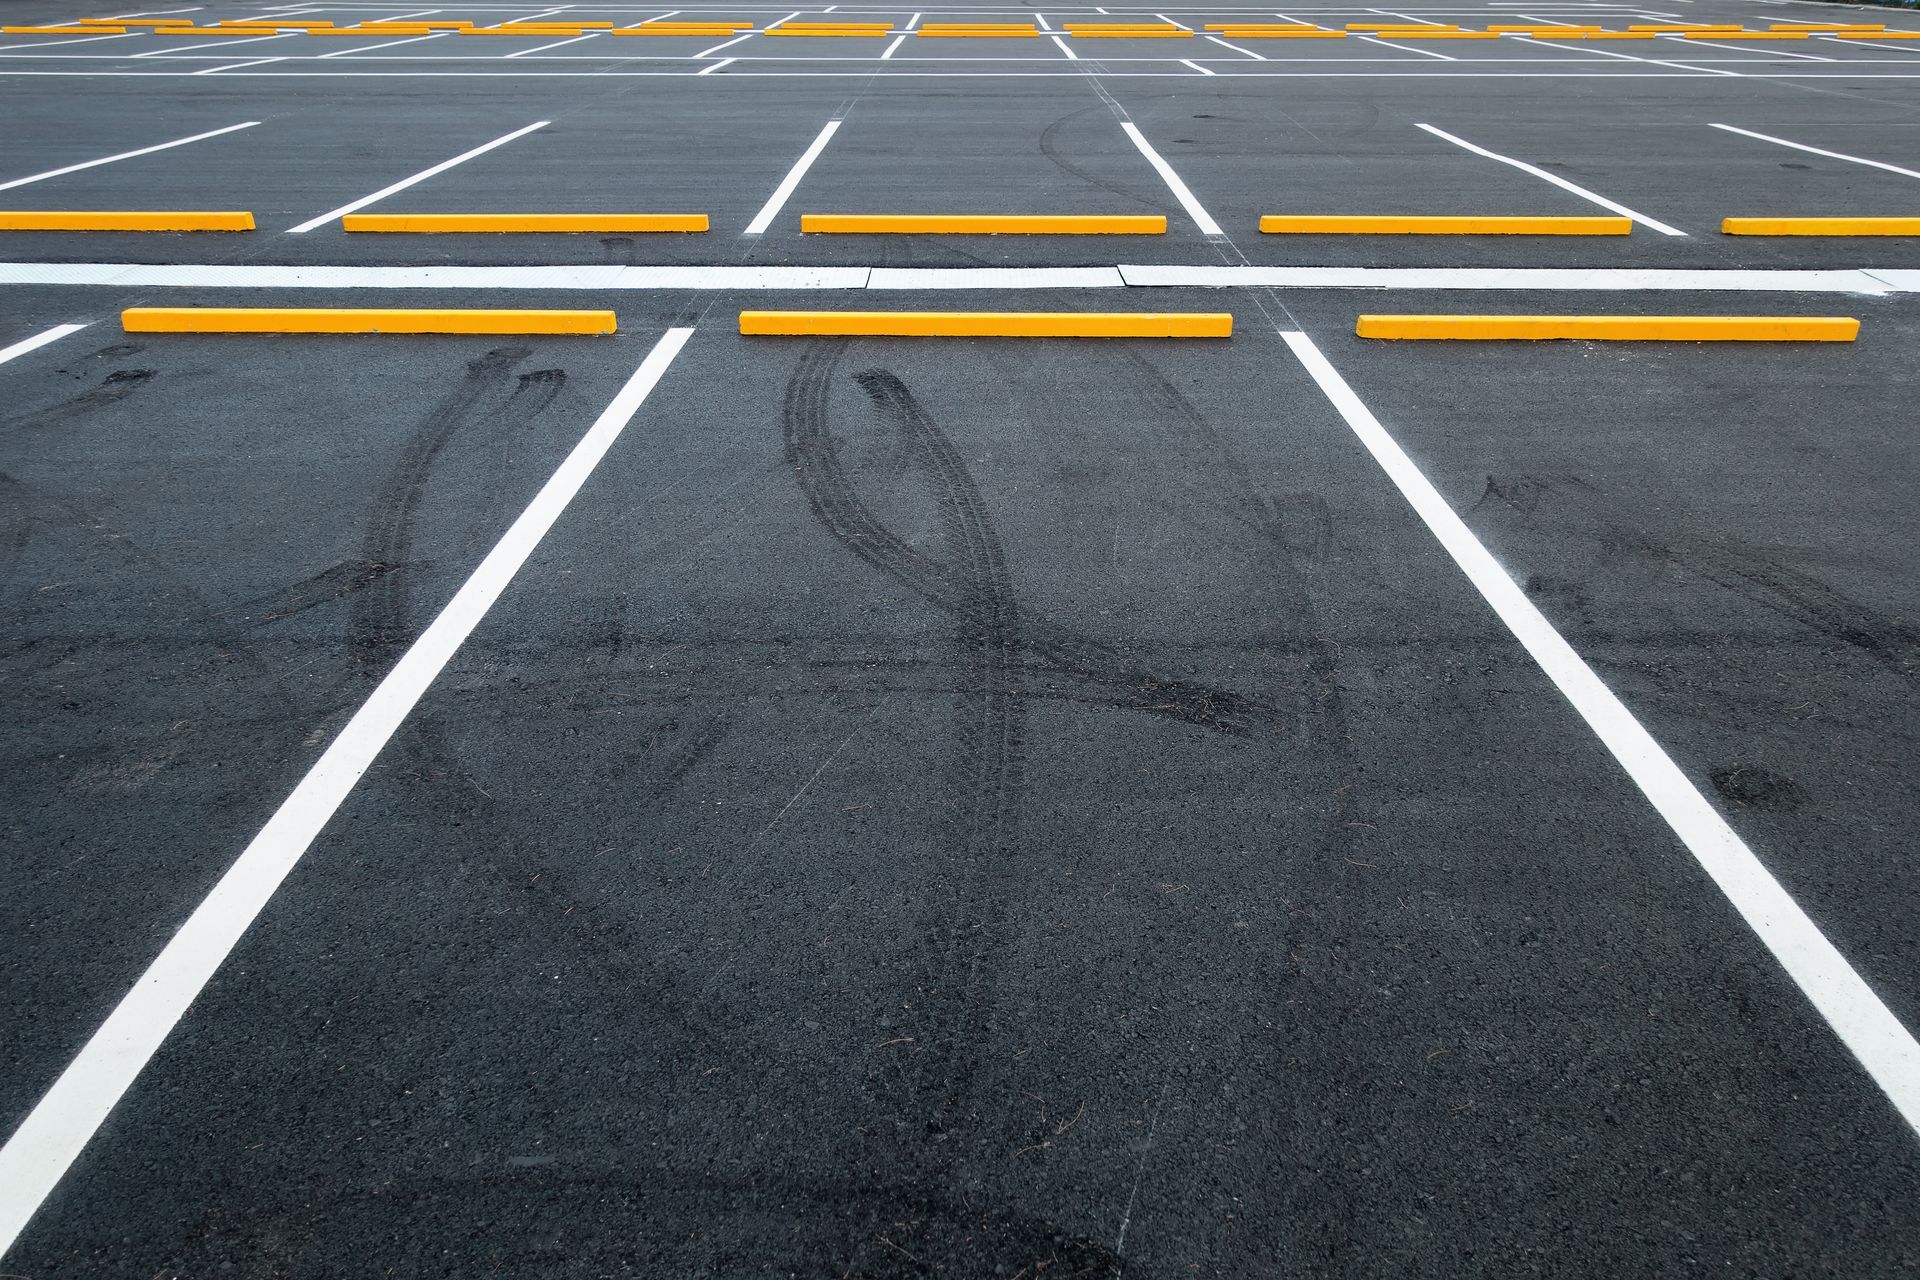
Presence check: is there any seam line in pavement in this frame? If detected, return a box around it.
[0,325,696,1263]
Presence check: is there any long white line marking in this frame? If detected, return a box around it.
[1279,327,1920,1141]
[697,55,735,73]
[0,323,85,368]
[744,118,839,235]
[1181,57,1215,73]
[1051,33,1078,58]
[905,10,923,29]
[504,31,598,55]
[1416,121,1687,236]
[0,121,258,191]
[1121,121,1223,236]
[1709,122,1920,180]
[196,55,285,72]
[0,31,136,51]
[316,31,447,56]
[285,120,549,232]
[880,32,906,58]
[0,326,696,1264]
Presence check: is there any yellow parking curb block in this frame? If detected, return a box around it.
[1722,217,1920,236]
[1771,23,1882,31]
[1348,22,1461,30]
[1839,31,1920,38]
[5,25,127,33]
[1630,23,1743,31]
[1261,215,1630,235]
[740,311,1232,338]
[1205,22,1318,30]
[123,308,618,335]
[611,26,746,35]
[918,27,1039,36]
[802,214,1165,234]
[0,211,254,231]
[344,213,709,233]
[1356,314,1859,341]
[1369,31,1501,38]
[1683,31,1808,39]
[1214,30,1346,37]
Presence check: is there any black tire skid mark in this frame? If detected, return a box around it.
[1,367,157,429]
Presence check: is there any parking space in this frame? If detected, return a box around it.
[4,0,1920,1274]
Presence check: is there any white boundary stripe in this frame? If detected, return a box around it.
[744,118,839,235]
[196,55,285,73]
[1121,121,1223,236]
[0,121,257,192]
[1279,327,1920,1139]
[317,32,449,57]
[285,120,549,232]
[0,261,1902,294]
[0,322,85,367]
[0,326,695,1263]
[1415,121,1688,237]
[1709,122,1920,181]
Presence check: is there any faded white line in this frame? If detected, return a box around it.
[0,326,696,1265]
[0,121,257,191]
[1416,121,1687,236]
[1121,121,1223,236]
[0,323,86,368]
[744,118,839,234]
[1279,326,1920,1142]
[1710,122,1920,180]
[286,119,549,232]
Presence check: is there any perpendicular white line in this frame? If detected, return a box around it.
[1515,34,1742,77]
[744,118,839,235]
[1709,122,1920,180]
[1416,121,1687,236]
[1279,327,1920,1142]
[1051,33,1078,58]
[1121,121,1223,237]
[0,121,258,192]
[1681,36,1832,59]
[905,11,922,30]
[880,32,905,58]
[285,119,549,232]
[697,55,735,73]
[0,326,696,1264]
[0,323,86,368]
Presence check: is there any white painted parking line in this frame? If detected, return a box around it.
[1709,122,1920,181]
[196,56,286,74]
[0,325,696,1265]
[1121,121,1224,236]
[1280,326,1920,1143]
[286,120,550,233]
[505,32,600,56]
[0,121,258,192]
[744,118,840,235]
[1515,33,1742,77]
[1360,34,1457,60]
[1680,36,1833,60]
[0,31,136,51]
[1206,35,1265,59]
[1182,58,1215,74]
[698,55,736,73]
[0,323,86,369]
[1052,34,1078,59]
[0,261,1898,294]
[881,33,907,58]
[317,32,448,57]
[1415,121,1687,236]
[694,30,754,57]
[134,31,294,56]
